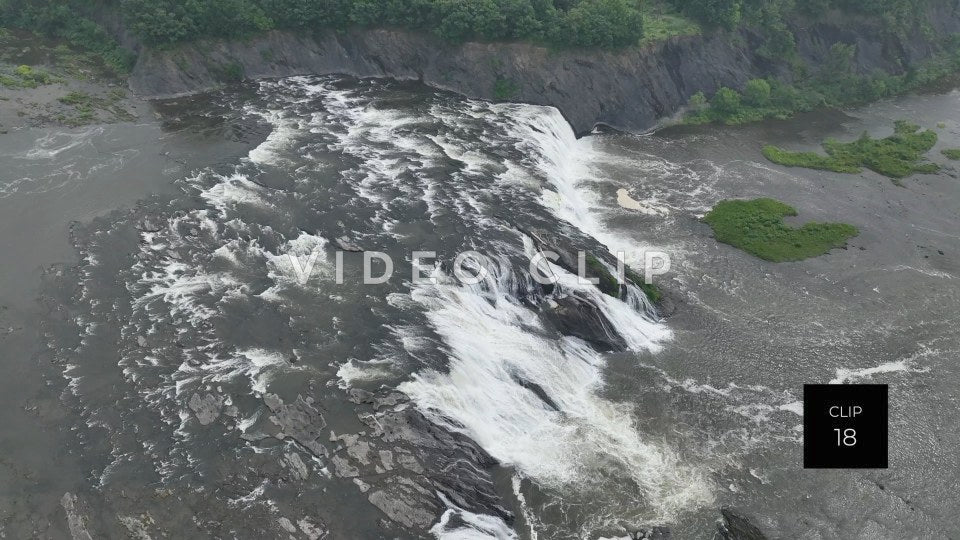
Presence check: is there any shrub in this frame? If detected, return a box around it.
[710,87,742,115]
[743,78,771,107]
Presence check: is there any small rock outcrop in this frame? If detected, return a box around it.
[542,294,627,351]
[714,507,768,540]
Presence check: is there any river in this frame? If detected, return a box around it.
[1,75,958,539]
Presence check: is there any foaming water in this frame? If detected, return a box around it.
[50,75,759,537]
[501,106,669,268]
[431,493,519,540]
[33,72,960,539]
[0,126,135,198]
[401,246,711,525]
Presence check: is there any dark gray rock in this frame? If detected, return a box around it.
[542,294,627,351]
[715,507,768,540]
[263,393,328,458]
[188,392,222,425]
[635,527,671,539]
[335,235,363,252]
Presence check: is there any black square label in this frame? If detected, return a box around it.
[803,384,888,469]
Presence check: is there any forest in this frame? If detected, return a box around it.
[0,0,933,52]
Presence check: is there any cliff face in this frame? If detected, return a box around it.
[128,4,960,134]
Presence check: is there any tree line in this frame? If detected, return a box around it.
[1,0,647,49]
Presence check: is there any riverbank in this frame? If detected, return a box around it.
[0,29,149,132]
[123,2,960,134]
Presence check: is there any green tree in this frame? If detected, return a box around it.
[560,0,644,48]
[743,78,771,106]
[673,0,742,29]
[711,86,742,115]
[688,91,708,109]
[433,0,506,41]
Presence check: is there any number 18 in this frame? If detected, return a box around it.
[834,428,857,446]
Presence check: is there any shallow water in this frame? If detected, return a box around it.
[1,77,958,539]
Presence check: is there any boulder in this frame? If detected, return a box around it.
[542,294,627,351]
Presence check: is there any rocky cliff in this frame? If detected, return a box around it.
[128,3,960,134]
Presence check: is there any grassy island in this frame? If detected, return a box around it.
[703,198,859,262]
[762,121,940,181]
[942,148,960,160]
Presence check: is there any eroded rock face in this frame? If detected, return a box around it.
[130,6,960,134]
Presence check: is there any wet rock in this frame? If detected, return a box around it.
[297,518,325,540]
[331,455,359,478]
[362,405,511,523]
[277,517,297,534]
[714,507,768,540]
[353,478,371,493]
[520,226,584,280]
[60,493,93,540]
[188,393,223,425]
[634,527,671,539]
[283,452,309,481]
[510,373,560,411]
[374,391,406,409]
[335,236,363,252]
[263,393,328,458]
[542,294,627,351]
[346,438,373,465]
[368,477,438,529]
[347,388,375,404]
[378,450,394,471]
[118,514,155,539]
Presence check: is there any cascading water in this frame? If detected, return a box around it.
[49,75,728,539]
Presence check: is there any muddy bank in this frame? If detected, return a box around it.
[0,30,151,132]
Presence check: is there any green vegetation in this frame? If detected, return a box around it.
[703,198,859,262]
[2,0,933,54]
[763,121,940,180]
[57,91,97,126]
[55,89,135,127]
[686,38,960,126]
[0,63,53,87]
[0,1,135,74]
[623,267,663,304]
[669,0,931,34]
[584,253,663,305]
[493,77,520,100]
[214,61,244,83]
[110,0,647,49]
[942,148,960,160]
[639,1,700,46]
[584,254,621,298]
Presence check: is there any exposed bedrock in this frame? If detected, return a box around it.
[129,3,960,134]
